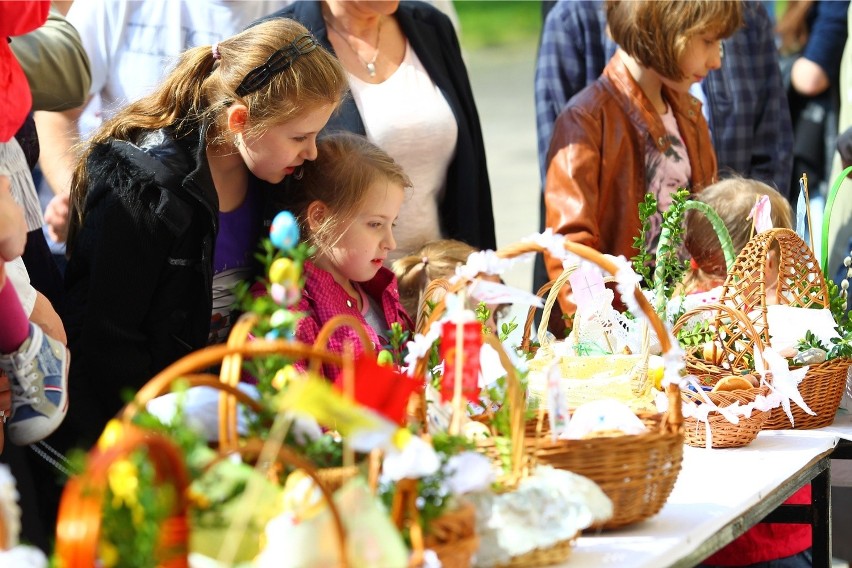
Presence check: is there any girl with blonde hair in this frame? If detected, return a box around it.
[288,133,413,380]
[682,176,792,298]
[61,18,348,448]
[392,239,508,333]
[681,177,806,568]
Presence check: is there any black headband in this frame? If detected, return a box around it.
[234,33,318,97]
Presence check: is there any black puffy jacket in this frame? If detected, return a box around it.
[61,125,219,449]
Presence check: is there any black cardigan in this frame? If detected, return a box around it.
[265,1,496,250]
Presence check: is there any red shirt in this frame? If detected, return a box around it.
[295,260,413,380]
[0,1,49,142]
[703,485,811,565]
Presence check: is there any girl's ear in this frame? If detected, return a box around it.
[306,201,327,233]
[226,104,249,137]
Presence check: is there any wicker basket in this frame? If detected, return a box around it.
[112,339,358,566]
[681,386,771,447]
[529,411,682,529]
[391,476,480,568]
[512,241,684,530]
[717,228,850,429]
[519,266,656,414]
[672,303,773,448]
[423,501,480,568]
[417,240,684,534]
[216,314,371,483]
[54,425,191,567]
[414,307,573,565]
[122,330,364,487]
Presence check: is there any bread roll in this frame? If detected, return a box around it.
[711,375,754,392]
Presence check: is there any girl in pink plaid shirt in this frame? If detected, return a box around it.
[287,133,414,379]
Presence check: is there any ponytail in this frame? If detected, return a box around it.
[67,18,347,254]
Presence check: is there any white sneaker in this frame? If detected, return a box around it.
[0,323,69,445]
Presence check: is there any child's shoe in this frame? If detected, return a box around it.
[0,323,68,445]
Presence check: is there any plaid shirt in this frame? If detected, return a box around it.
[295,261,413,380]
[535,0,794,197]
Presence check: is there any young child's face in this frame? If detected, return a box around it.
[662,33,723,93]
[321,179,405,284]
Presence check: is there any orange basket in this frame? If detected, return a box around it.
[54,426,190,567]
[718,228,850,429]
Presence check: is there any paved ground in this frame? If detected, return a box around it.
[464,43,540,341]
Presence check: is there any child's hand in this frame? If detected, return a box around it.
[44,192,70,244]
[0,176,27,262]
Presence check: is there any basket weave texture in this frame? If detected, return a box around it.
[521,268,655,413]
[527,412,682,530]
[681,386,771,448]
[673,303,772,448]
[521,242,682,530]
[105,336,354,567]
[416,281,577,565]
[492,536,576,568]
[717,228,850,429]
[424,241,684,533]
[422,501,479,568]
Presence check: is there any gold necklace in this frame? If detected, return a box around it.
[325,15,383,78]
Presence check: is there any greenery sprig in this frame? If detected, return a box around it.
[378,432,476,541]
[652,188,691,318]
[631,193,657,286]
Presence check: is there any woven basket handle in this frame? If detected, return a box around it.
[497,240,682,431]
[55,427,190,567]
[310,314,377,375]
[821,165,852,278]
[416,278,467,335]
[119,340,345,452]
[520,268,621,352]
[219,313,260,451]
[520,266,574,351]
[672,302,766,372]
[482,332,528,481]
[718,227,830,349]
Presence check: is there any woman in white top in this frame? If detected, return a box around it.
[266,0,496,263]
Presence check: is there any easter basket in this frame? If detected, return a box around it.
[111,337,374,566]
[54,425,192,567]
[512,242,683,530]
[413,309,578,566]
[54,419,351,567]
[417,240,684,533]
[717,228,850,429]
[388,476,480,568]
[519,264,656,414]
[672,303,772,448]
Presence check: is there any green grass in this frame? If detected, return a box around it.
[453,1,542,50]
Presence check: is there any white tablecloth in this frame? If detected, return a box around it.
[555,431,837,568]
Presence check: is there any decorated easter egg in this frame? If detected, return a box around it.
[270,211,299,250]
[270,283,287,305]
[377,350,394,367]
[269,258,300,285]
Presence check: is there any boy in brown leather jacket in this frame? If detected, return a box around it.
[543,0,743,336]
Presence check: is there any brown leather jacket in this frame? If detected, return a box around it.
[543,54,717,332]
